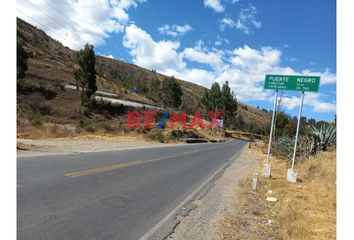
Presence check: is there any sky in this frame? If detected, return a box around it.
[16,0,336,121]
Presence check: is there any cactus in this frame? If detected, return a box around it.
[311,124,336,151]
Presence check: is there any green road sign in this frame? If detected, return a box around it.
[264,74,320,92]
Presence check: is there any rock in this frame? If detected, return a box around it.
[266,219,273,226]
[266,197,278,202]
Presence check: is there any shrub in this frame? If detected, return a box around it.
[147,130,166,143]
[83,124,96,133]
[249,135,256,142]
[96,122,115,132]
[31,117,43,127]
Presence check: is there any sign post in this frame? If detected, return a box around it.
[263,90,278,177]
[287,91,305,182]
[263,74,320,182]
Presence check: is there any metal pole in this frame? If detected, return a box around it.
[291,91,305,170]
[273,91,282,147]
[266,90,278,165]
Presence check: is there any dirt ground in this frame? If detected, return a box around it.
[166,147,258,240]
[17,135,183,156]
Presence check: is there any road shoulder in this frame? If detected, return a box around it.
[166,146,258,240]
[17,137,186,157]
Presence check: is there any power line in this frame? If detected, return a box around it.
[61,0,96,25]
[42,0,104,45]
[21,0,88,47]
[16,8,82,50]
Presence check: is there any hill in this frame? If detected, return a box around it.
[16,18,271,139]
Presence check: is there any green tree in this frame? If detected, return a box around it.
[17,39,28,78]
[220,81,237,125]
[76,44,97,106]
[202,81,237,128]
[201,82,222,110]
[160,76,183,108]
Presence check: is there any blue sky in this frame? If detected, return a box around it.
[17,0,336,121]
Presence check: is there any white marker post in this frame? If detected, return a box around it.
[263,90,278,177]
[287,91,305,183]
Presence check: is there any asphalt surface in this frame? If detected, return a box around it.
[17,139,247,240]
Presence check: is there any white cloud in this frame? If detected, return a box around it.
[17,0,145,50]
[181,43,225,71]
[214,35,229,46]
[123,24,186,72]
[280,95,304,110]
[158,24,193,37]
[164,68,216,87]
[102,54,115,59]
[280,93,336,112]
[236,4,262,34]
[311,101,336,112]
[123,25,216,87]
[219,18,236,31]
[112,0,145,9]
[203,0,224,12]
[220,4,261,34]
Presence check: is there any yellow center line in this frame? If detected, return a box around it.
[64,146,220,178]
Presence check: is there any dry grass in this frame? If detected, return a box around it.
[275,150,336,240]
[219,143,336,240]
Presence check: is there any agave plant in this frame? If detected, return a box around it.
[275,137,297,161]
[311,124,336,151]
[273,123,336,161]
[275,136,317,162]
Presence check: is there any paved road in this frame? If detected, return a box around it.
[18,139,247,240]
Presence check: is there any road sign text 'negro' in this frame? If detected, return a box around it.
[264,74,320,92]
